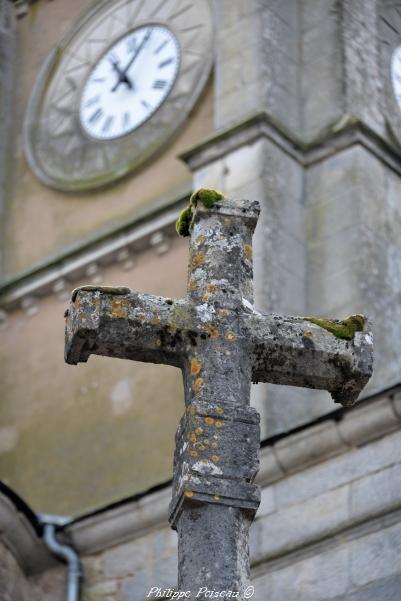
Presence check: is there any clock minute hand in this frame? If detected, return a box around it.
[120,28,152,78]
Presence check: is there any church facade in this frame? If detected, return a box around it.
[1,0,401,599]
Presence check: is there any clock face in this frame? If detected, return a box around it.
[379,3,401,138]
[391,45,401,112]
[24,0,213,191]
[80,25,180,140]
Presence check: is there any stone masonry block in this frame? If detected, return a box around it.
[252,484,349,562]
[339,398,401,446]
[350,522,401,587]
[274,420,347,474]
[253,544,349,601]
[274,429,401,508]
[350,462,401,520]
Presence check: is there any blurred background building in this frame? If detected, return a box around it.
[0,0,401,599]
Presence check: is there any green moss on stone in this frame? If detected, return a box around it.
[302,314,367,340]
[176,188,224,237]
[176,206,194,237]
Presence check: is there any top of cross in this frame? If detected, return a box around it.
[65,191,373,409]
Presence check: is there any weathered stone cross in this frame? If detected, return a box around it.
[64,194,373,599]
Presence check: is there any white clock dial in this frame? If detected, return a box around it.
[24,0,214,191]
[80,25,180,140]
[391,45,401,111]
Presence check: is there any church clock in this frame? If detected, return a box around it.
[379,2,401,139]
[24,0,213,191]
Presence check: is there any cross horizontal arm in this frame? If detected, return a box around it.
[243,313,373,407]
[65,287,188,367]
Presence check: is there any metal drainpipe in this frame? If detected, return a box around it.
[38,514,82,601]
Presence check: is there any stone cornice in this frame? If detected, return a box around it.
[64,387,401,557]
[0,191,189,312]
[179,111,401,176]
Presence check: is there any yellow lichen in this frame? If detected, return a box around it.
[191,358,202,376]
[211,442,218,449]
[156,338,162,347]
[216,407,224,415]
[225,331,237,342]
[196,235,205,245]
[190,433,197,443]
[244,244,253,258]
[192,253,203,268]
[213,495,220,501]
[110,300,128,319]
[205,417,215,426]
[193,378,204,393]
[207,283,217,294]
[184,490,194,498]
[212,455,220,462]
[190,450,198,457]
[203,439,210,445]
[207,324,219,339]
[215,421,223,429]
[195,427,203,435]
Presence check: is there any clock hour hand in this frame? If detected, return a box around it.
[110,60,133,91]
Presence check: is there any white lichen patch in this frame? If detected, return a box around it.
[192,460,223,476]
[242,298,262,315]
[196,303,216,322]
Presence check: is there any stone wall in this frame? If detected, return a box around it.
[22,389,400,601]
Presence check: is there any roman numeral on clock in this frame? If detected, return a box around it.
[153,79,167,89]
[89,108,103,124]
[158,58,174,69]
[102,116,114,133]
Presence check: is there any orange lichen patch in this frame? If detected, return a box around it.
[202,293,210,303]
[110,300,128,319]
[139,314,146,321]
[191,358,202,376]
[150,317,161,325]
[194,443,206,452]
[156,338,162,347]
[207,324,219,339]
[189,279,198,291]
[195,427,203,435]
[190,433,197,443]
[215,421,224,429]
[224,218,232,225]
[196,235,205,245]
[218,309,230,318]
[190,450,198,457]
[212,455,220,462]
[192,253,203,268]
[244,244,253,259]
[205,417,215,426]
[225,331,237,342]
[216,407,224,415]
[213,495,220,501]
[207,283,217,294]
[211,442,218,449]
[193,378,204,393]
[303,331,313,337]
[184,490,194,498]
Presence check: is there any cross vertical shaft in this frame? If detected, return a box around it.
[171,200,260,596]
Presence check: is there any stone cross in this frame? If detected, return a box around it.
[64,196,373,600]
